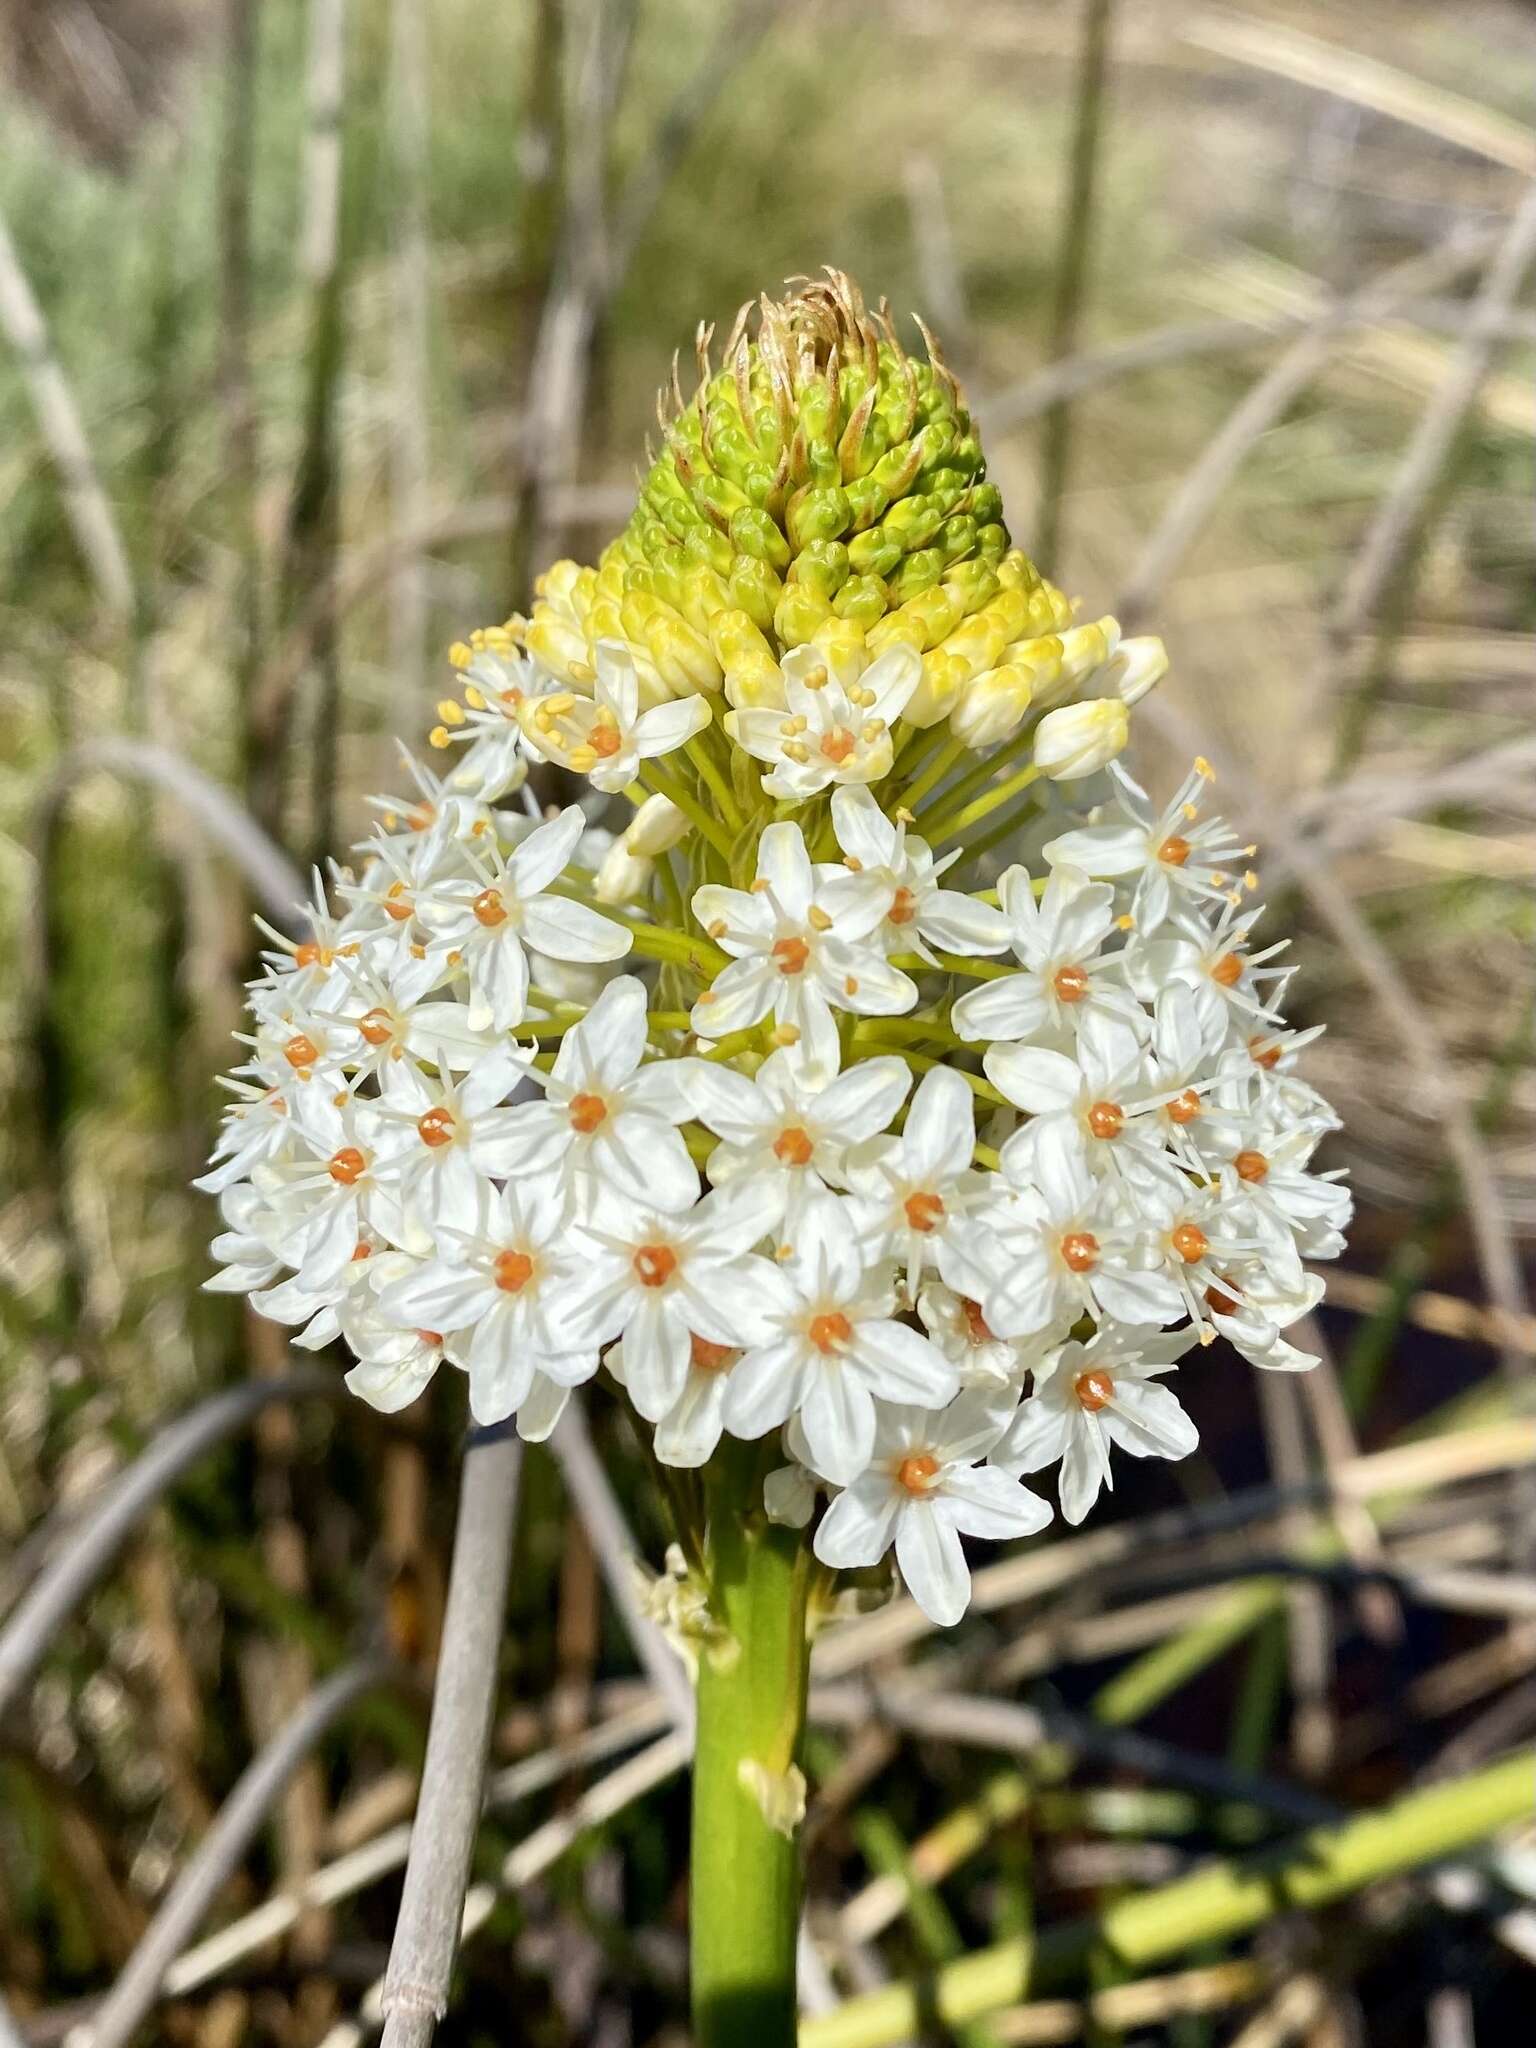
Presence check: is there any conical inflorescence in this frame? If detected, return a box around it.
[523,271,1078,726]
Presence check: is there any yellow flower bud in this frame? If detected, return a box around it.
[595,839,655,905]
[1033,698,1130,781]
[624,792,689,857]
[951,660,1035,747]
[1102,634,1168,705]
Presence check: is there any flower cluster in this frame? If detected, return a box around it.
[202,278,1347,1629]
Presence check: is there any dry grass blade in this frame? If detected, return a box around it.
[379,1427,522,2048]
[30,738,307,924]
[0,206,134,622]
[1334,180,1536,638]
[1184,12,1536,175]
[72,1656,396,2048]
[1116,228,1499,626]
[0,1372,338,1718]
[550,1400,694,1728]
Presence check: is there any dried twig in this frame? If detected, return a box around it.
[1116,227,1499,627]
[71,1657,396,2048]
[378,1427,523,2048]
[0,205,134,621]
[1333,180,1536,640]
[29,738,307,926]
[0,1373,338,1717]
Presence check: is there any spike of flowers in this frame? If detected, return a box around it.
[200,273,1348,2048]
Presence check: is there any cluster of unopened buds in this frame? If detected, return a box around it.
[203,279,1348,1627]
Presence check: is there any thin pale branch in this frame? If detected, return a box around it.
[0,1373,338,1718]
[0,206,134,622]
[1334,180,1536,639]
[1116,226,1501,628]
[378,1427,523,2048]
[74,1657,396,2048]
[31,737,307,924]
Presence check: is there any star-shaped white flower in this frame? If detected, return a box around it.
[829,787,1010,960]
[417,804,630,1032]
[991,1325,1198,1524]
[729,642,922,800]
[682,1044,911,1233]
[563,1183,785,1425]
[843,1065,992,1298]
[814,1390,1051,1624]
[690,823,916,1080]
[950,863,1146,1064]
[379,1171,599,1426]
[916,1284,1068,1391]
[721,1193,958,1484]
[1043,759,1253,932]
[487,975,701,1211]
[520,641,711,792]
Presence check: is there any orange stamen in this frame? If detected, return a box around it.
[772,936,811,976]
[417,1106,457,1148]
[1074,1370,1114,1412]
[773,1126,814,1167]
[569,1092,608,1134]
[633,1243,678,1289]
[1087,1100,1123,1139]
[473,888,508,928]
[1171,1222,1209,1263]
[896,1452,940,1494]
[494,1249,535,1293]
[904,1190,945,1233]
[808,1310,852,1353]
[1053,964,1090,1003]
[1060,1231,1099,1273]
[328,1146,366,1185]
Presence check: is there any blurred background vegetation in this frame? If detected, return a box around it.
[1,1,1534,2042]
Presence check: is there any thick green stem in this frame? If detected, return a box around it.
[692,1446,813,2048]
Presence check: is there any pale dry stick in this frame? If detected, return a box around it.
[30,738,306,924]
[72,1657,397,2048]
[1183,13,1536,176]
[990,1959,1269,2046]
[0,1372,337,1716]
[605,0,787,285]
[1323,1267,1536,1358]
[1137,688,1530,1379]
[1334,180,1536,640]
[377,1427,523,2048]
[1117,228,1502,626]
[1293,1329,1403,1646]
[1254,1373,1335,1778]
[903,155,969,351]
[322,1731,694,2048]
[299,0,348,285]
[1225,1974,1330,2048]
[0,206,134,621]
[1278,734,1536,877]
[164,1695,667,1995]
[549,1401,694,1727]
[386,0,433,733]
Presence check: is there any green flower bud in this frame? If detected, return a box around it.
[522,272,1074,699]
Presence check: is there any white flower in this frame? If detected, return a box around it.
[610,1329,744,1468]
[729,642,922,800]
[683,1044,911,1233]
[950,863,1145,1062]
[721,1194,958,1484]
[564,1184,785,1425]
[379,1171,599,1426]
[1126,897,1288,1049]
[814,1391,1051,1625]
[1033,698,1128,781]
[991,1325,1198,1524]
[843,1065,993,1299]
[829,787,1010,960]
[1042,760,1253,931]
[984,1121,1185,1336]
[195,1077,299,1197]
[916,1283,1065,1391]
[436,632,557,801]
[342,1319,448,1415]
[256,1092,412,1290]
[519,642,710,792]
[486,976,701,1211]
[418,804,630,1032]
[690,823,916,1080]
[983,1013,1167,1191]
[1206,1263,1326,1372]
[374,1047,533,1238]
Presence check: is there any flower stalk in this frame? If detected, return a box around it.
[691,1443,814,2048]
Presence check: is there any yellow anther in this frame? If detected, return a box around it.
[1195,756,1214,780]
[568,746,597,773]
[861,720,883,743]
[448,641,473,669]
[569,661,596,685]
[436,698,466,725]
[543,692,576,717]
[428,725,451,749]
[808,906,833,932]
[463,685,487,711]
[801,664,829,690]
[708,918,728,938]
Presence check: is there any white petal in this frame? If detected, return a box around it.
[521,895,630,964]
[894,1505,971,1625]
[814,1475,902,1568]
